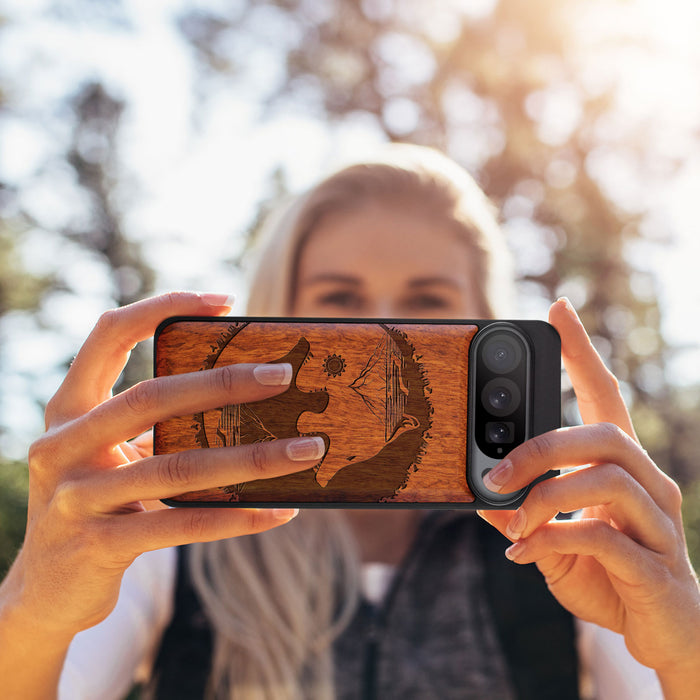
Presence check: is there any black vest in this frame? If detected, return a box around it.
[148,513,579,699]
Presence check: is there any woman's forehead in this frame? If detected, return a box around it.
[298,204,472,274]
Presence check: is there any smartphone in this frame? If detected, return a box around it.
[154,317,560,509]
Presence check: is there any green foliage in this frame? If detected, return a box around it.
[682,478,700,572]
[0,460,28,577]
[0,224,54,316]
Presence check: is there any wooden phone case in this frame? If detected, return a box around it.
[153,317,560,508]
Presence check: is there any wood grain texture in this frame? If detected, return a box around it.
[154,319,478,505]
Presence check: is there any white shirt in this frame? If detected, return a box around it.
[59,548,176,700]
[59,548,663,700]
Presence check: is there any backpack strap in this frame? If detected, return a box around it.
[477,515,580,700]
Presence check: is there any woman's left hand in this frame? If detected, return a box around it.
[478,298,700,695]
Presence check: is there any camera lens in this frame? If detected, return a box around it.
[486,421,514,444]
[489,387,510,411]
[482,334,522,374]
[481,378,521,417]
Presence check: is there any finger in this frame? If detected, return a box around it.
[548,298,636,439]
[47,292,235,424]
[110,506,300,558]
[120,431,152,461]
[119,441,143,462]
[504,518,662,588]
[483,423,681,515]
[503,464,676,554]
[127,430,153,459]
[68,362,294,455]
[86,436,326,508]
[476,509,516,540]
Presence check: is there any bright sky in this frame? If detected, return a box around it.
[1,0,699,456]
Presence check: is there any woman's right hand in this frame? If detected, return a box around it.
[1,292,323,642]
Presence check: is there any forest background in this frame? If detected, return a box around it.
[1,0,700,574]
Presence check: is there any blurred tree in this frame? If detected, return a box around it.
[0,199,54,317]
[0,12,44,573]
[61,81,156,391]
[176,0,700,495]
[0,20,155,569]
[2,77,155,406]
[0,191,46,579]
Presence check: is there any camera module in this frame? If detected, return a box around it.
[467,320,560,507]
[469,323,531,465]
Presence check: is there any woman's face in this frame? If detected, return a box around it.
[293,202,484,318]
[286,201,484,488]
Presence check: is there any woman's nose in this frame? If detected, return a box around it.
[366,300,399,318]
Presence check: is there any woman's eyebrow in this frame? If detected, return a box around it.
[302,273,362,286]
[407,277,462,289]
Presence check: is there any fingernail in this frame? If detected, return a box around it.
[254,363,293,386]
[506,509,527,540]
[505,541,527,561]
[286,436,326,462]
[557,296,578,319]
[483,460,512,493]
[199,293,236,309]
[273,508,299,521]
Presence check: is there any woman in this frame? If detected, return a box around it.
[0,145,697,699]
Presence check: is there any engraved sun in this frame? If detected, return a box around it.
[322,353,346,378]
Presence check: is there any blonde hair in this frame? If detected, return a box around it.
[189,145,514,699]
[189,512,359,700]
[246,143,514,317]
